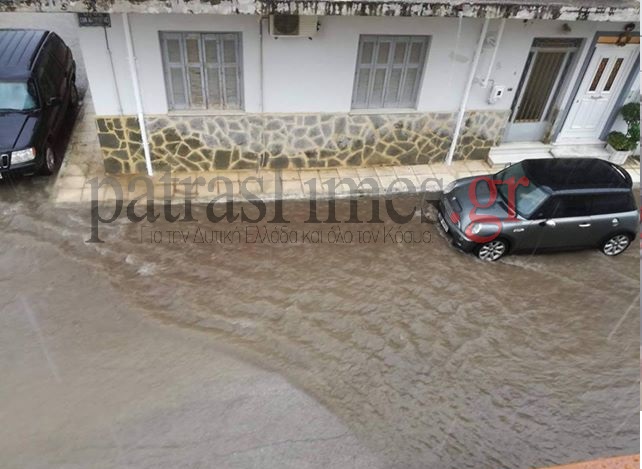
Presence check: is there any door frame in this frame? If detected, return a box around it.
[551,30,640,143]
[504,38,582,143]
[599,53,639,140]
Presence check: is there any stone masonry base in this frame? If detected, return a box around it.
[96,110,509,174]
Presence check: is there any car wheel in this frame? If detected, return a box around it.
[476,239,508,262]
[601,233,631,256]
[40,146,57,175]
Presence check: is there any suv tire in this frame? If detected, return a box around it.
[601,233,631,256]
[39,145,57,175]
[475,238,508,262]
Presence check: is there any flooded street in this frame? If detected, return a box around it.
[0,177,639,469]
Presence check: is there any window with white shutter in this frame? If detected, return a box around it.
[352,35,429,110]
[160,32,243,111]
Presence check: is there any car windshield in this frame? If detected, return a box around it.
[0,81,37,111]
[495,163,548,218]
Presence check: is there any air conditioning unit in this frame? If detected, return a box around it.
[269,14,318,38]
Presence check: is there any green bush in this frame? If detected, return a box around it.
[621,102,639,125]
[609,103,641,152]
[628,121,640,144]
[607,131,634,151]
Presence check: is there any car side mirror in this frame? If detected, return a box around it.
[46,96,62,107]
[539,219,556,227]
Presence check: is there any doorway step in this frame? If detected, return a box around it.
[487,142,553,169]
[550,143,611,159]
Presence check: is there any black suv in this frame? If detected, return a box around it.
[0,29,78,176]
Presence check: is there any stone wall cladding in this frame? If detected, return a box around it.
[96,111,509,174]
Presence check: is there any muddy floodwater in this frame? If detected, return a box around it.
[0,177,639,469]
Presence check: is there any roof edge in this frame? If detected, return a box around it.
[0,0,639,21]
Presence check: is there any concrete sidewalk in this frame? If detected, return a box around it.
[55,163,482,204]
[51,101,641,205]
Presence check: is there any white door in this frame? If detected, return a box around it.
[557,43,638,142]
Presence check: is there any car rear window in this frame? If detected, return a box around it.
[590,192,636,215]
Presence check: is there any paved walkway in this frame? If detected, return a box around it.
[58,163,487,204]
[52,101,641,205]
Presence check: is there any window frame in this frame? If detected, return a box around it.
[536,194,597,219]
[509,38,582,124]
[588,192,636,215]
[48,33,70,69]
[159,31,244,112]
[36,49,62,101]
[351,34,430,111]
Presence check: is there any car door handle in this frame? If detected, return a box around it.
[513,228,525,232]
[579,223,591,227]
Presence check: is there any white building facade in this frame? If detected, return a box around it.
[3,0,639,173]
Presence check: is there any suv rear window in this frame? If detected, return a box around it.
[36,52,63,100]
[48,34,68,66]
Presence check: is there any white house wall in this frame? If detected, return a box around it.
[78,14,639,173]
[129,14,263,114]
[80,14,633,116]
[469,19,601,112]
[78,14,261,115]
[262,16,478,113]
[78,18,137,115]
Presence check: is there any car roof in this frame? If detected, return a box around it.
[0,29,49,80]
[521,158,632,191]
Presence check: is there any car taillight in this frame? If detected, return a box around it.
[449,212,460,225]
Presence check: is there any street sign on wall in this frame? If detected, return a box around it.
[77,13,111,28]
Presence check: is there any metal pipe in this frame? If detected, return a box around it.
[445,18,490,166]
[122,13,153,176]
[482,18,505,88]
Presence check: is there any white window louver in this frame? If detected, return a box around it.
[161,32,243,111]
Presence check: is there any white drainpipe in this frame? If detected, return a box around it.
[482,18,505,88]
[259,16,265,114]
[445,17,490,166]
[103,26,122,115]
[122,13,153,176]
